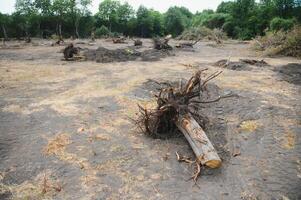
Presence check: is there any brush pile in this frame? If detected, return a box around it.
[135,70,233,181]
[253,25,301,58]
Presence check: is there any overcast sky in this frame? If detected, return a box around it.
[0,0,224,14]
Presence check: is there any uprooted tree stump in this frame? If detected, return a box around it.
[153,35,172,50]
[63,43,82,61]
[25,37,31,43]
[135,70,233,181]
[131,38,142,46]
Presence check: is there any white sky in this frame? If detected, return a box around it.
[0,0,224,14]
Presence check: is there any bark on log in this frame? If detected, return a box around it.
[176,113,222,168]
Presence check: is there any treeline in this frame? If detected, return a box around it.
[0,0,300,40]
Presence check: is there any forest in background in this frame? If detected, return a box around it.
[0,0,301,40]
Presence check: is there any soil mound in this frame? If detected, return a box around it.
[213,59,250,71]
[83,47,174,63]
[213,59,269,71]
[83,47,141,63]
[276,63,301,85]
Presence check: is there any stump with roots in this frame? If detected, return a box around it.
[132,38,142,46]
[135,70,233,182]
[153,35,172,50]
[63,43,82,61]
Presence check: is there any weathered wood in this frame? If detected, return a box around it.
[112,37,126,44]
[132,39,142,46]
[176,113,222,168]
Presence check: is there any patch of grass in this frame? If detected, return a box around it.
[282,131,295,150]
[88,133,111,142]
[44,133,71,156]
[239,120,260,132]
[0,171,61,200]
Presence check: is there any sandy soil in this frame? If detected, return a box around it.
[0,39,300,200]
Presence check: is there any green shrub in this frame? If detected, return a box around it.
[202,13,232,29]
[270,17,294,32]
[50,34,60,40]
[95,25,110,38]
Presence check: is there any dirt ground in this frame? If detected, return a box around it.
[0,39,300,200]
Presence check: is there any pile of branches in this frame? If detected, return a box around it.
[253,25,301,58]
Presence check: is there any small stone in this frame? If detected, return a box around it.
[150,173,161,180]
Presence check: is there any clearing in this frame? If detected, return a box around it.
[0,39,300,200]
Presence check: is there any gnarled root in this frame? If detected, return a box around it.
[176,152,202,183]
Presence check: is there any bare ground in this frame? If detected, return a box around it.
[0,39,300,200]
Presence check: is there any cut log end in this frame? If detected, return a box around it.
[202,159,221,168]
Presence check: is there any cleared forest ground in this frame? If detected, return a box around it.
[0,39,300,200]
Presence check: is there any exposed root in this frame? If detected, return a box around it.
[176,152,202,183]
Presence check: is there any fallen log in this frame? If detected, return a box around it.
[239,59,269,66]
[176,38,201,48]
[176,113,221,168]
[112,37,127,44]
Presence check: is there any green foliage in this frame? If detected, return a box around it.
[136,6,153,37]
[1,0,301,43]
[202,13,232,29]
[270,17,294,32]
[95,25,110,37]
[96,0,133,34]
[165,6,191,36]
[216,2,235,13]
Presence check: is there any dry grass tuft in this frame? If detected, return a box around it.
[0,171,61,200]
[44,133,71,156]
[239,120,260,132]
[88,133,111,142]
[282,131,295,150]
